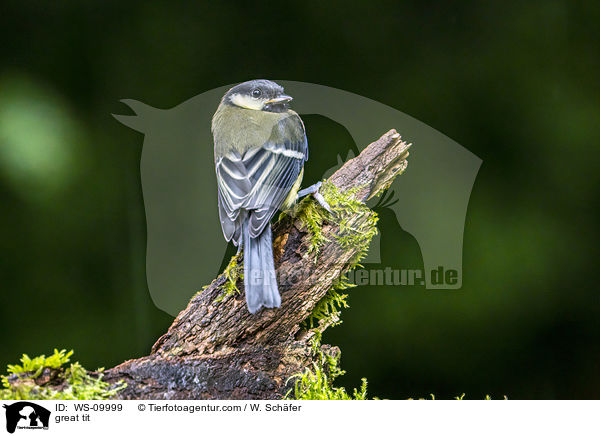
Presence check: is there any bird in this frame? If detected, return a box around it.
[212,79,328,314]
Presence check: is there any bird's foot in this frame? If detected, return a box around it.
[296,181,332,213]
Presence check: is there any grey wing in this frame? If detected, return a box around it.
[215,114,308,245]
[215,150,251,245]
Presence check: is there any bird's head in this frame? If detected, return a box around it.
[223,79,292,113]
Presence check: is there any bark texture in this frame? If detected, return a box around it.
[104,129,411,399]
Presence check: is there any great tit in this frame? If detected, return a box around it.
[212,79,310,314]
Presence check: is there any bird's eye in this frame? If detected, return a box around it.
[252,88,262,98]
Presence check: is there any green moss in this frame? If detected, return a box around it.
[6,349,73,376]
[406,393,507,400]
[0,349,125,400]
[290,182,384,399]
[407,394,438,400]
[214,253,243,302]
[326,186,379,266]
[455,394,507,400]
[303,274,353,330]
[288,332,368,400]
[293,197,330,257]
[292,364,368,400]
[295,181,378,261]
[298,181,379,330]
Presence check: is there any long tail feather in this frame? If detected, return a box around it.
[243,222,280,314]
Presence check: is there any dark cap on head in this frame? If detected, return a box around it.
[224,79,284,101]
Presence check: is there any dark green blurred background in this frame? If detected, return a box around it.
[1,1,598,399]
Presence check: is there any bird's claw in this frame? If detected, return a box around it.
[296,181,332,213]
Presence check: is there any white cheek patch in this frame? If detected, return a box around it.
[230,93,264,110]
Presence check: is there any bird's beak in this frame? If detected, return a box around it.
[265,95,293,104]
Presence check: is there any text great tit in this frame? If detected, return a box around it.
[212,79,310,314]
